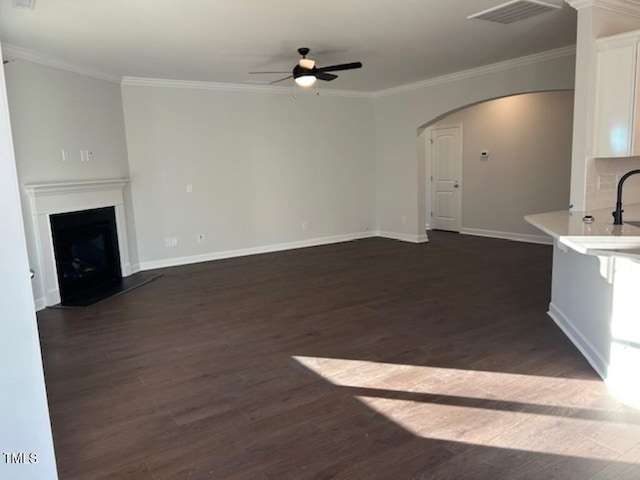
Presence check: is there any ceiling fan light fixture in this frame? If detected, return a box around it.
[294,74,316,87]
[249,47,361,86]
[299,58,315,69]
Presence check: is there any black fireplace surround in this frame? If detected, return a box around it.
[50,206,122,304]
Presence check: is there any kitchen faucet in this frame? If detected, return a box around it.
[612,169,640,225]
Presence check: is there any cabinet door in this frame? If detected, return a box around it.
[594,42,637,157]
[633,44,640,156]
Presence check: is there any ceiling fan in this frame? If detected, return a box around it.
[250,47,362,87]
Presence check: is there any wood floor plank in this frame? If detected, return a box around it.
[37,232,640,478]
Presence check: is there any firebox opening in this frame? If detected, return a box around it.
[50,206,122,305]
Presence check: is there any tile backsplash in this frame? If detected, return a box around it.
[585,156,640,211]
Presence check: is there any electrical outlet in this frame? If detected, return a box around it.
[302,221,307,231]
[61,149,68,162]
[186,184,193,193]
[165,237,178,247]
[197,233,205,244]
[86,150,93,161]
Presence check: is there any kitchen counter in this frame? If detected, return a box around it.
[525,204,640,408]
[525,204,640,255]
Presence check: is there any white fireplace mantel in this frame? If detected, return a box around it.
[24,178,132,308]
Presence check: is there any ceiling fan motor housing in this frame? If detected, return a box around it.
[293,64,314,79]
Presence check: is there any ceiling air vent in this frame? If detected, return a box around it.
[12,0,36,9]
[468,0,561,25]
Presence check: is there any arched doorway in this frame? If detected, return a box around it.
[418,90,574,244]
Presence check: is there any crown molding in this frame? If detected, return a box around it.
[1,43,120,83]
[2,42,575,99]
[1,43,369,96]
[121,76,374,98]
[565,0,640,16]
[374,45,576,98]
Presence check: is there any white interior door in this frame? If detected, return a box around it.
[431,126,462,232]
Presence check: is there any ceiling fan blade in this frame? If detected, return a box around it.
[249,71,290,74]
[269,75,293,84]
[316,62,362,73]
[316,72,338,82]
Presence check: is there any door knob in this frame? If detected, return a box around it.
[454,182,459,188]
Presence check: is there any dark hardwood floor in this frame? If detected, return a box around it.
[37,231,640,479]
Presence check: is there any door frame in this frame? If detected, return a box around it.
[428,123,463,232]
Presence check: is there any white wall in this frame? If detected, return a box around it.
[121,84,376,268]
[374,52,576,240]
[0,46,57,480]
[4,60,136,306]
[429,91,574,240]
[6,61,129,184]
[5,50,578,301]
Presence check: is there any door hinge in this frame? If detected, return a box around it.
[429,138,434,145]
[430,176,433,181]
[430,211,433,217]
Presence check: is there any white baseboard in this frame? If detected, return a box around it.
[460,227,553,245]
[34,297,47,312]
[377,231,429,244]
[139,231,378,271]
[35,231,426,309]
[548,302,608,380]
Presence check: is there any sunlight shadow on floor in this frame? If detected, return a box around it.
[293,355,640,462]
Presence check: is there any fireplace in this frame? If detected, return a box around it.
[24,179,133,309]
[50,206,122,304]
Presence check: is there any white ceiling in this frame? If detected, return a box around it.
[0,0,577,92]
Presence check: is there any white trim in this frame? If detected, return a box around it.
[139,232,378,271]
[2,42,575,98]
[1,43,120,83]
[24,178,129,197]
[130,263,141,274]
[548,302,608,379]
[24,178,133,306]
[566,0,640,17]
[596,29,640,51]
[34,296,47,312]
[460,227,554,245]
[375,45,576,97]
[377,231,429,243]
[121,76,373,98]
[139,231,432,271]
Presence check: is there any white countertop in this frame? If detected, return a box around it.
[525,204,640,256]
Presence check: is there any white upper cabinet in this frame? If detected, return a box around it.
[594,32,640,158]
